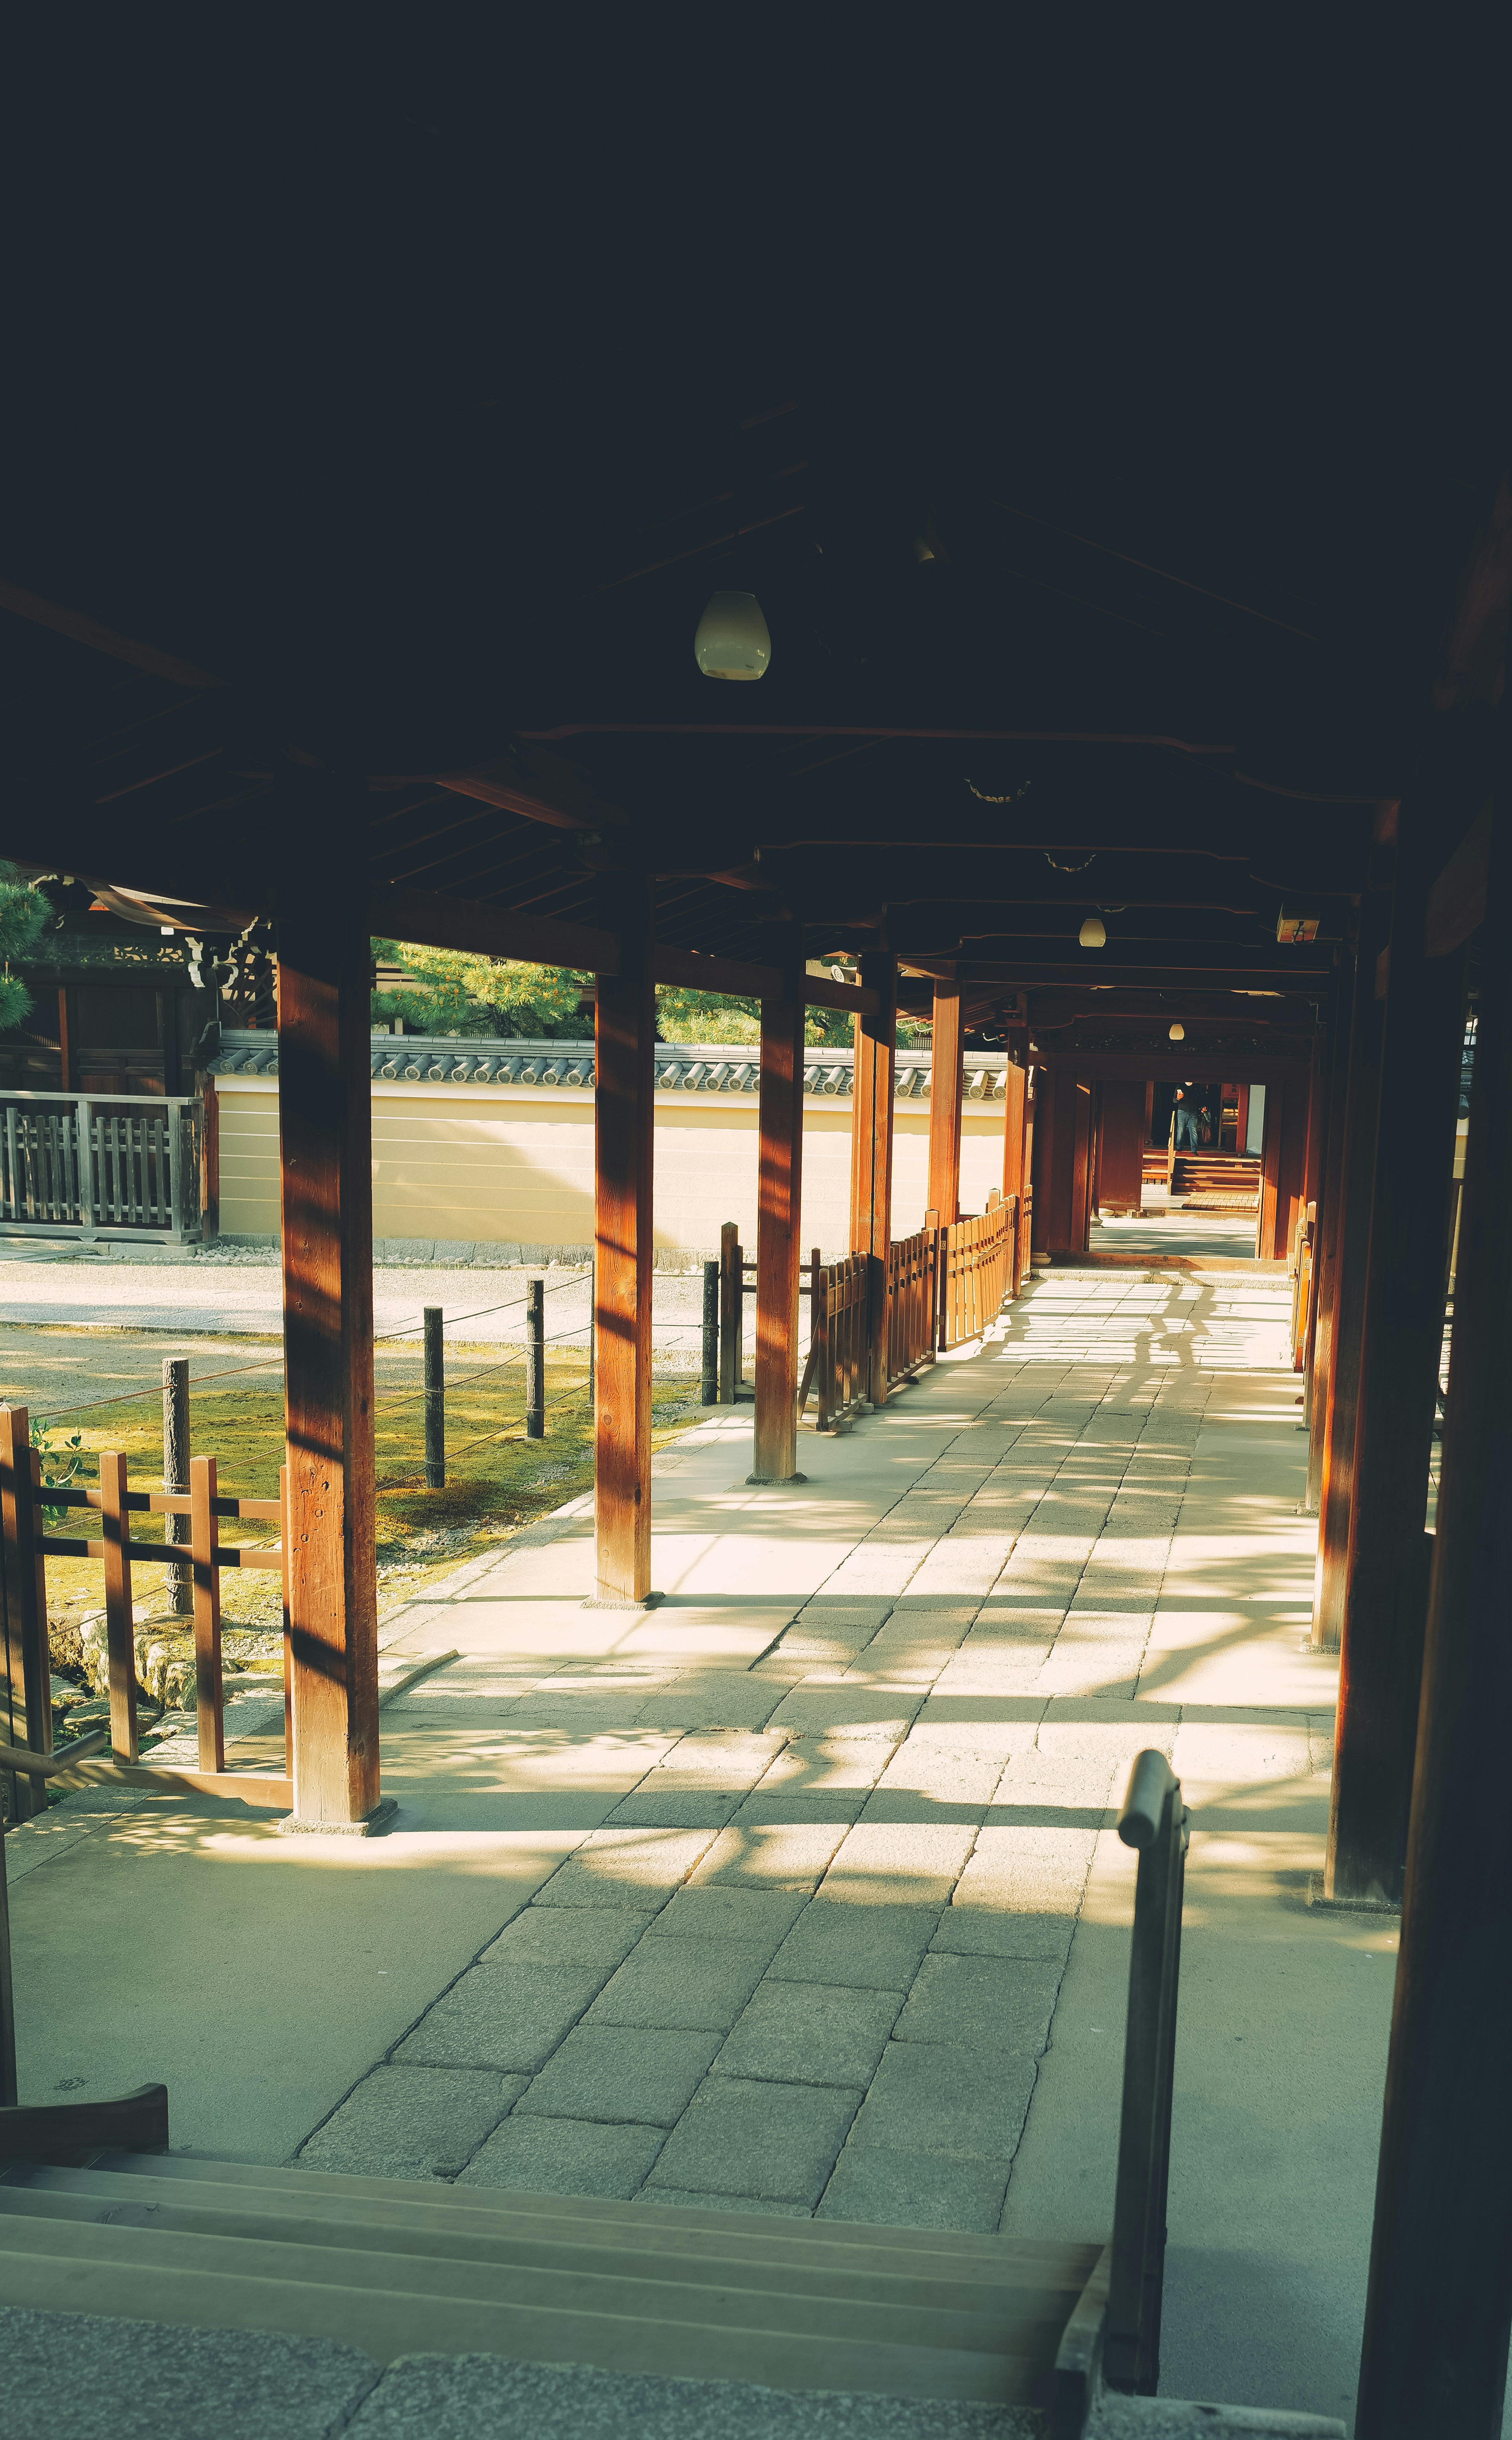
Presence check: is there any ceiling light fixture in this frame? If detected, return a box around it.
[1169,1022,1185,1041]
[1078,915,1106,949]
[695,591,771,681]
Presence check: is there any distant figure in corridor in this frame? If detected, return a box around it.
[1173,1086,1199,1150]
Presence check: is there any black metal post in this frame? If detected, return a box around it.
[423,1307,445,1489]
[162,1357,191,1616]
[526,1278,545,1439]
[701,1260,719,1404]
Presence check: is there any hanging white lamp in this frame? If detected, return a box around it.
[1078,915,1106,949]
[1169,1022,1185,1041]
[694,591,771,681]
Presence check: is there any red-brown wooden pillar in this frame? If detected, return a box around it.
[1305,967,1353,1513]
[1312,883,1393,1649]
[1001,1056,1027,1291]
[751,967,805,1484]
[849,950,897,1406]
[278,889,385,1831]
[926,976,964,1227]
[593,876,655,1603]
[1353,800,1511,2439]
[1325,804,1469,1906]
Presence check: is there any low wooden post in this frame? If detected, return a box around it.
[593,876,654,1604]
[278,882,384,1830]
[423,1308,445,1487]
[700,1260,719,1404]
[163,1357,192,1616]
[1325,802,1470,1907]
[926,976,964,1228]
[98,1450,139,1764]
[1313,887,1393,1648]
[1353,803,1512,2439]
[190,1453,224,1774]
[0,1407,50,1818]
[525,1280,546,1439]
[718,1222,740,1403]
[849,950,897,1403]
[752,970,805,1484]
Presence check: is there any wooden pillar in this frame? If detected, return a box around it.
[1001,1057,1026,1291]
[1312,884,1393,1649]
[593,877,655,1602]
[1306,968,1353,1514]
[278,888,383,1830]
[1097,1079,1145,1214]
[1325,807,1469,1906]
[1353,800,1512,2440]
[751,969,805,1483]
[849,950,897,1406]
[926,977,964,1227]
[1070,1078,1095,1248]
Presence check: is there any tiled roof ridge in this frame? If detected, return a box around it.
[209,1030,1016,1099]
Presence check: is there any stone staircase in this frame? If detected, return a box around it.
[0,2148,1095,2416]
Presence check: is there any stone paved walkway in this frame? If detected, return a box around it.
[13,1254,1391,2421]
[292,1261,1334,2238]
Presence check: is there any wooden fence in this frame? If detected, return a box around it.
[0,1093,203,1240]
[939,1192,1015,1351]
[0,1405,289,1821]
[800,1193,1020,1433]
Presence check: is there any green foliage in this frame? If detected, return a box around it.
[31,1418,85,1524]
[371,939,592,1038]
[0,862,48,1033]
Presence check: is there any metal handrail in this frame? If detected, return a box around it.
[1105,1747,1189,2397]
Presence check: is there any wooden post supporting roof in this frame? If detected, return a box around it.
[849,950,897,1406]
[926,977,964,1227]
[1306,975,1353,1516]
[1001,1056,1028,1289]
[1353,803,1512,2440]
[1312,887,1393,1649]
[1096,1079,1145,1216]
[751,968,805,1484]
[1325,808,1468,1907]
[278,886,384,1831]
[593,876,655,1604]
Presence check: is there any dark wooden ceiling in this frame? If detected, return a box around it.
[0,47,1502,1056]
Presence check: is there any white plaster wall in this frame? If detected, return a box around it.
[214,1078,1008,1257]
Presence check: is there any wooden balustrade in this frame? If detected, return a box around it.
[800,1192,1019,1434]
[0,1093,203,1241]
[1,1405,292,1817]
[938,1191,1014,1352]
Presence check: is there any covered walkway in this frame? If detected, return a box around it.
[6,1261,1384,2424]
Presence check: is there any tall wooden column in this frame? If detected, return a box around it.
[594,877,655,1602]
[1325,805,1469,1906]
[751,971,805,1483]
[278,890,383,1830]
[1001,1056,1027,1290]
[1353,801,1512,2439]
[849,950,897,1406]
[926,976,964,1226]
[1306,969,1353,1513]
[1312,885,1393,1649]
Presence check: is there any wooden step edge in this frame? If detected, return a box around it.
[89,2150,1028,2259]
[3,2170,1095,2299]
[0,2200,1056,2363]
[0,2238,1048,2406]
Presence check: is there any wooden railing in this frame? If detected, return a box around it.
[0,1406,290,1822]
[886,1221,940,1388]
[800,1192,1021,1433]
[939,1192,1014,1352]
[0,1093,203,1240]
